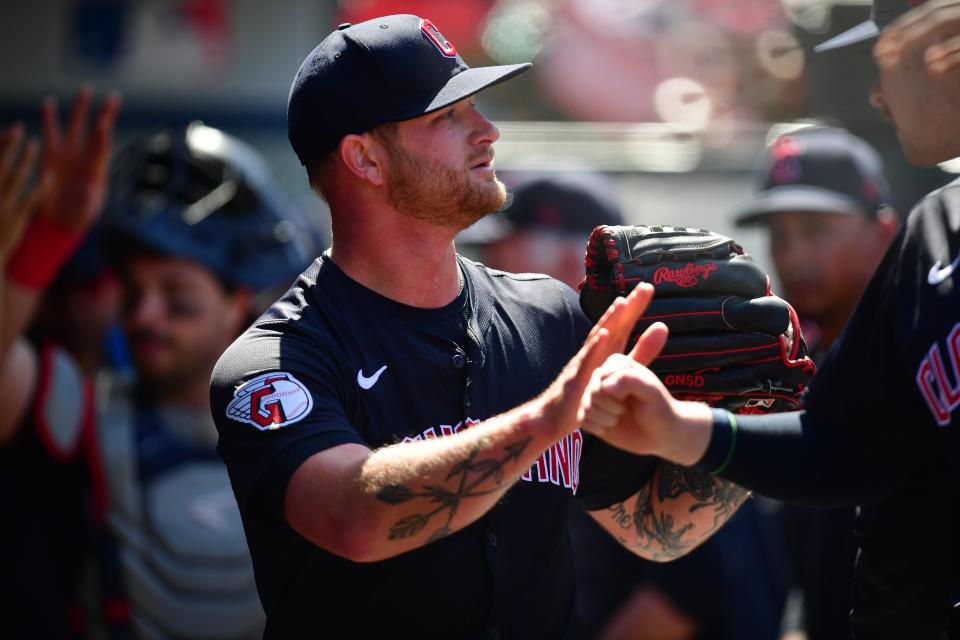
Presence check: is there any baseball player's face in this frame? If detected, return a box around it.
[378,97,505,229]
[120,255,249,397]
[768,210,887,321]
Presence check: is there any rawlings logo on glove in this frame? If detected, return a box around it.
[653,262,718,287]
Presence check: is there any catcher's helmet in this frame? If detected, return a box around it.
[104,122,315,290]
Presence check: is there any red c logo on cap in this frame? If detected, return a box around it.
[420,19,457,58]
[770,136,803,184]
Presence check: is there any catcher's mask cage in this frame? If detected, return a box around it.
[104,122,314,291]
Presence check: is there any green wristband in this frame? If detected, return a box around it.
[710,410,738,476]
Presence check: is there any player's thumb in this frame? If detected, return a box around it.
[629,321,668,365]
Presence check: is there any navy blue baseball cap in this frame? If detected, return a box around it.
[815,0,926,52]
[734,127,891,227]
[287,14,531,166]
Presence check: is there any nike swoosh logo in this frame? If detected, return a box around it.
[927,252,960,286]
[357,365,387,390]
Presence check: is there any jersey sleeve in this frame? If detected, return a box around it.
[210,327,366,524]
[575,433,659,510]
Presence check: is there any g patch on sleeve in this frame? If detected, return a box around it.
[226,372,314,430]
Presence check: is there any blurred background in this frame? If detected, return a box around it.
[0,0,956,279]
[3,4,953,639]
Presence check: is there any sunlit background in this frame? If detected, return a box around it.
[0,0,955,281]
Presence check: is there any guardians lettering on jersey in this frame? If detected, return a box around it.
[519,429,582,493]
[405,421,583,494]
[915,322,960,426]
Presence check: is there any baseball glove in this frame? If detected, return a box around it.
[579,225,815,414]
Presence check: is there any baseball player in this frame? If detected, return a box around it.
[578,0,960,636]
[210,15,749,638]
[735,127,899,360]
[91,122,315,639]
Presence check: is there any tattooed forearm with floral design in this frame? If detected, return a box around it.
[592,462,750,561]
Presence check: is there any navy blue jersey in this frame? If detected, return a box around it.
[210,254,657,638]
[804,178,960,636]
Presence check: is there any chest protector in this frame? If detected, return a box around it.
[95,372,264,639]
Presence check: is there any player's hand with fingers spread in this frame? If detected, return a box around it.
[578,321,715,466]
[534,283,657,442]
[0,124,47,259]
[36,86,121,232]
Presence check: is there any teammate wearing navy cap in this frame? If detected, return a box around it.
[735,126,899,361]
[211,14,749,638]
[578,1,960,636]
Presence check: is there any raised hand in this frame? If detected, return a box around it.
[35,86,121,232]
[0,89,120,360]
[0,125,47,259]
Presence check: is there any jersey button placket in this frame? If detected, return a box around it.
[452,347,472,411]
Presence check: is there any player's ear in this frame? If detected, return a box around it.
[339,133,386,187]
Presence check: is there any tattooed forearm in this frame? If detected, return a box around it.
[376,437,531,543]
[604,462,750,561]
[656,462,749,530]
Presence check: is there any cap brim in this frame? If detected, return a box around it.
[395,63,532,121]
[734,186,868,227]
[814,20,880,53]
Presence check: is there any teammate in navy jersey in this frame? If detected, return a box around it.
[578,0,960,636]
[210,14,750,638]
